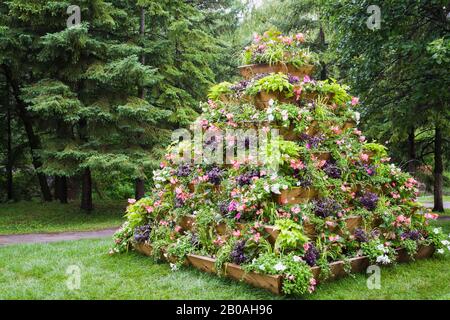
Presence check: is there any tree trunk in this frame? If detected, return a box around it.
[319,26,327,80]
[6,89,13,200]
[433,126,444,212]
[54,175,61,200]
[134,6,146,201]
[81,168,93,212]
[407,126,416,174]
[55,176,68,204]
[1,64,52,201]
[135,178,145,200]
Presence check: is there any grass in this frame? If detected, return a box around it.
[0,221,449,300]
[0,200,125,235]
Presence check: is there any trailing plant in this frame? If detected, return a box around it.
[245,73,293,96]
[274,219,309,253]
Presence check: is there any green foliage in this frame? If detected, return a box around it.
[246,73,293,95]
[274,219,309,253]
[207,82,233,100]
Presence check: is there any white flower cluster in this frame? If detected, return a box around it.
[274,262,286,272]
[375,244,392,265]
[153,167,172,189]
[437,234,450,254]
[376,255,391,265]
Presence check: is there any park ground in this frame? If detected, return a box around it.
[0,199,449,299]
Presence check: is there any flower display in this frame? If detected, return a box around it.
[110,31,447,297]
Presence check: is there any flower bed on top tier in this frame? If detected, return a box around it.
[111,30,450,296]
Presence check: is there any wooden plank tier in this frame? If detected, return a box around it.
[133,243,435,295]
[179,214,364,243]
[238,63,314,79]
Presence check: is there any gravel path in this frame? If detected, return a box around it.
[0,228,118,246]
[420,201,450,209]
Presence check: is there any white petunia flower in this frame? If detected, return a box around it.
[270,183,281,194]
[268,114,274,122]
[441,240,449,246]
[376,255,391,265]
[274,262,286,272]
[433,228,440,234]
[376,244,385,251]
[293,256,302,262]
[268,99,274,106]
[259,264,265,271]
[170,263,178,271]
[437,249,444,254]
[353,111,361,124]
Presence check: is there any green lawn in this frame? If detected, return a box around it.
[0,200,125,235]
[0,221,449,300]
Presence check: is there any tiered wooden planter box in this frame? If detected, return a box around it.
[134,242,434,295]
[179,213,363,243]
[238,63,314,79]
[254,91,291,109]
[275,187,318,204]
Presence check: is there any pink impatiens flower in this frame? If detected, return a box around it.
[232,230,241,238]
[290,159,305,170]
[425,213,439,220]
[303,75,312,83]
[295,33,305,42]
[351,97,359,105]
[329,235,340,242]
[360,153,369,162]
[331,126,342,134]
[128,198,136,204]
[291,206,301,214]
[145,205,154,213]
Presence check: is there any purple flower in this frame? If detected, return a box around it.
[360,192,378,211]
[206,167,223,185]
[300,133,325,148]
[323,161,341,179]
[303,243,319,266]
[362,164,376,176]
[354,228,368,242]
[288,74,300,84]
[231,240,247,265]
[401,230,422,241]
[230,80,250,92]
[236,170,259,186]
[134,225,151,243]
[314,199,342,218]
[176,164,191,177]
[228,200,238,212]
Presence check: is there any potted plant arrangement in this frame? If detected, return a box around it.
[110,31,450,296]
[239,29,319,79]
